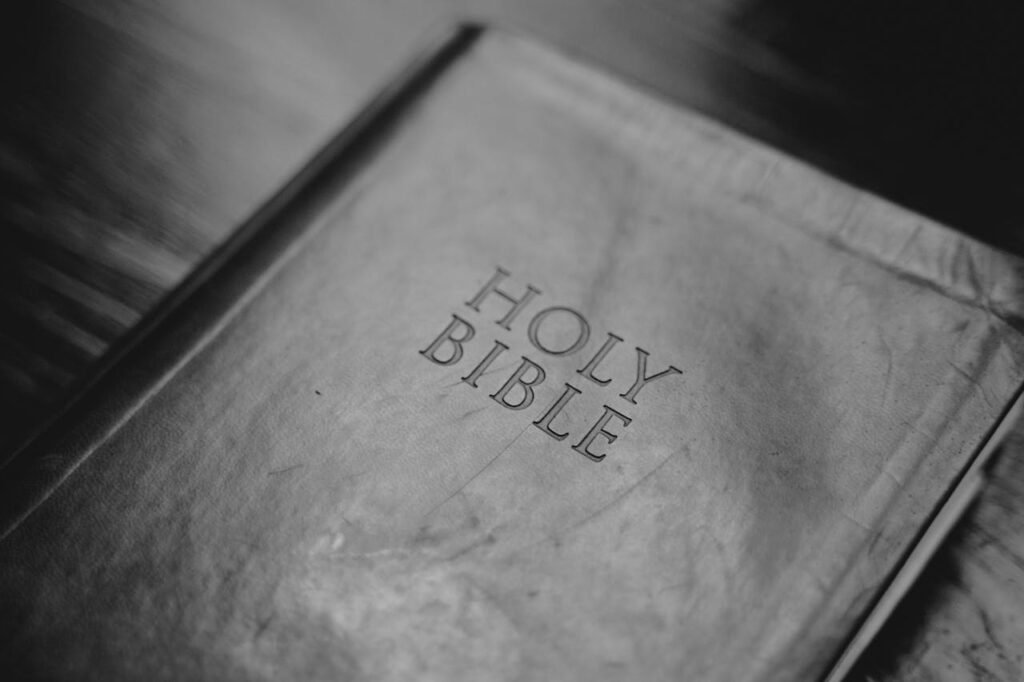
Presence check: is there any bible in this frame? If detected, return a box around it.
[2,25,1023,681]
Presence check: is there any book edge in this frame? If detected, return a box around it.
[822,391,1024,682]
[0,22,484,541]
[491,28,1024,334]
[473,34,1024,679]
[466,32,1024,678]
[1,23,1021,681]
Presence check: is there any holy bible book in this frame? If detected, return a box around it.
[2,25,1024,682]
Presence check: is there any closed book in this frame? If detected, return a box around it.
[2,25,1023,682]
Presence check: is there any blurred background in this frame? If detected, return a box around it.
[1,1,1022,679]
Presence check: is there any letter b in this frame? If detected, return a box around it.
[466,267,540,331]
[419,315,475,366]
[491,357,546,410]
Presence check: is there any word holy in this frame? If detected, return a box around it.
[418,267,681,462]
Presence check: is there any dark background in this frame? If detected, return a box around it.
[2,1,1023,679]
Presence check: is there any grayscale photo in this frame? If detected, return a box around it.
[1,2,1022,680]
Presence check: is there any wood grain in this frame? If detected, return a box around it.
[1,1,1022,679]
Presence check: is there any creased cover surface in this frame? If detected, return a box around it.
[2,30,1024,682]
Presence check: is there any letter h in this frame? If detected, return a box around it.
[466,267,540,331]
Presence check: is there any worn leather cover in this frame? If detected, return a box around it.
[2,26,1024,682]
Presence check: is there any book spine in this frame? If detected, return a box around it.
[0,24,484,541]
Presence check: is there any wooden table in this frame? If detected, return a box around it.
[2,1,1022,678]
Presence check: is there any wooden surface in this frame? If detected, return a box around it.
[1,1,1023,679]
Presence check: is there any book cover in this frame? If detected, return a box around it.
[2,25,1022,681]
